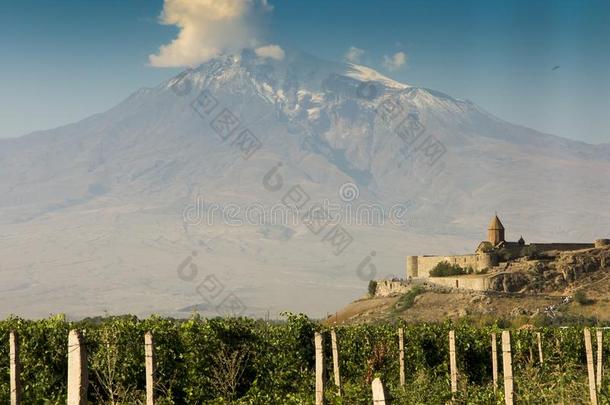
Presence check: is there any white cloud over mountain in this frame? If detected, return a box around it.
[149,0,273,67]
[345,46,365,63]
[255,44,285,60]
[383,51,407,71]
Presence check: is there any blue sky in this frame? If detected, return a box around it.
[1,0,609,143]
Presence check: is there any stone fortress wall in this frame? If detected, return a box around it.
[529,243,594,252]
[407,253,495,278]
[595,239,610,248]
[405,215,606,282]
[374,275,496,296]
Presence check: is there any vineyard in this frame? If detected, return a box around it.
[1,314,609,404]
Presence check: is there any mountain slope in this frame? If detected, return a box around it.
[0,49,608,318]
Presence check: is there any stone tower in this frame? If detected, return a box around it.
[488,215,505,246]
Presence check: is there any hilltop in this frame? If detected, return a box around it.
[1,48,609,318]
[328,245,610,325]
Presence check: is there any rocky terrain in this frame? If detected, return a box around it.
[329,246,610,325]
[488,245,610,294]
[1,48,609,319]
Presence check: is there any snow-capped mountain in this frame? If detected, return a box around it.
[0,49,608,318]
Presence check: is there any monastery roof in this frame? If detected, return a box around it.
[488,215,505,230]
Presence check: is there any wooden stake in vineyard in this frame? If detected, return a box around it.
[314,332,325,405]
[449,330,458,395]
[398,328,405,387]
[372,377,390,404]
[501,331,514,405]
[491,332,498,395]
[596,329,603,392]
[67,330,88,405]
[536,332,544,364]
[145,332,156,405]
[330,329,341,396]
[584,328,598,405]
[9,331,22,405]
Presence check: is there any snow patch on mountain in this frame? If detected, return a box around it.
[0,48,609,318]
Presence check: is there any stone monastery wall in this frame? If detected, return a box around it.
[406,253,494,278]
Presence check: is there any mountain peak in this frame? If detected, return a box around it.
[164,48,411,102]
[343,63,410,90]
[1,48,609,320]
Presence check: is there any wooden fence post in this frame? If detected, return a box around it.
[584,328,598,405]
[398,328,405,387]
[491,332,498,395]
[536,332,543,364]
[501,331,514,405]
[330,329,341,396]
[372,377,390,404]
[315,332,325,405]
[67,329,88,405]
[449,330,458,395]
[596,329,603,392]
[9,331,22,405]
[145,332,155,405]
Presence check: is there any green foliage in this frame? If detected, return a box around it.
[497,247,519,262]
[574,290,593,305]
[478,243,493,253]
[520,245,540,260]
[429,261,468,277]
[393,286,425,312]
[368,280,378,297]
[0,315,609,403]
[0,315,70,403]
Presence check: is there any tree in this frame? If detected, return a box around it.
[209,343,252,401]
[429,261,467,277]
[520,245,540,260]
[574,290,592,305]
[368,280,378,296]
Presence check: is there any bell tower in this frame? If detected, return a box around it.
[488,215,505,246]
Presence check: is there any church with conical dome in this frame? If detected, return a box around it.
[487,215,505,246]
[406,215,598,280]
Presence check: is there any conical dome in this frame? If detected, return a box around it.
[488,215,504,230]
[487,215,506,245]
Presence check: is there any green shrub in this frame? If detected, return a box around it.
[1,315,609,403]
[429,261,467,277]
[497,247,519,262]
[393,286,425,312]
[368,280,378,297]
[478,243,493,253]
[520,245,540,260]
[574,290,593,305]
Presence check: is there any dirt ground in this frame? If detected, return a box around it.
[327,289,610,325]
[327,263,610,325]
